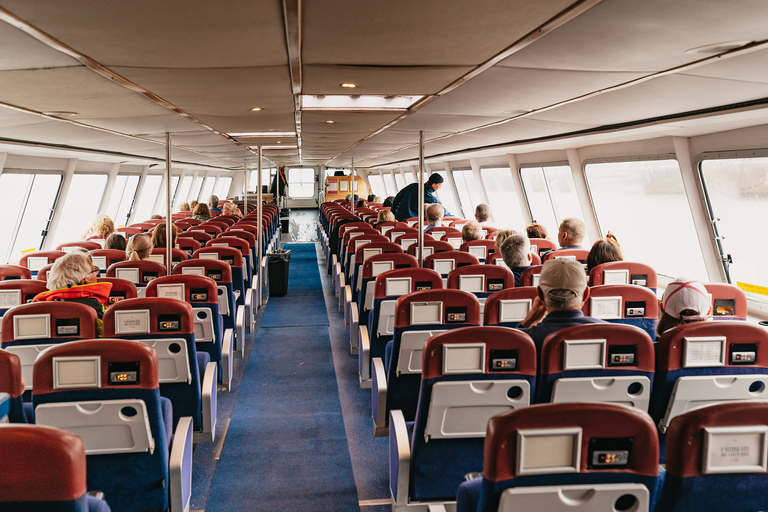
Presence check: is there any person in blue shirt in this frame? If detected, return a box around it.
[516,258,604,355]
[390,173,451,221]
[208,194,222,214]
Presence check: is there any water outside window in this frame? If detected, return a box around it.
[585,159,707,280]
[700,156,768,292]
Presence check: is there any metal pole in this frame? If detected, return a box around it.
[165,132,172,275]
[417,131,425,267]
[256,147,264,306]
[351,159,355,215]
[243,161,249,218]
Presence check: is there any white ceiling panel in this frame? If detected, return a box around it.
[0,21,78,70]
[302,65,474,95]
[0,1,288,68]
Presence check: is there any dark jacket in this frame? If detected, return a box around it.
[391,183,452,221]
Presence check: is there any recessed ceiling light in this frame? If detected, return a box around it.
[250,107,262,111]
[686,40,752,54]
[326,120,335,124]
[340,83,357,88]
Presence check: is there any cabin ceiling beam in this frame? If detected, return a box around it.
[282,0,303,163]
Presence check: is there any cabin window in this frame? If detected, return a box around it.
[403,171,415,185]
[394,172,406,190]
[199,176,216,203]
[432,170,461,218]
[214,177,232,199]
[452,169,483,219]
[155,175,180,214]
[383,172,397,196]
[368,174,385,197]
[131,174,163,222]
[585,159,706,280]
[481,167,527,229]
[190,175,204,201]
[520,165,585,244]
[0,172,62,264]
[53,174,109,244]
[287,168,314,198]
[700,155,768,292]
[249,168,275,191]
[175,175,193,205]
[104,175,140,228]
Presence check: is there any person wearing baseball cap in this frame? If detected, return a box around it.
[517,258,605,352]
[390,172,452,221]
[656,278,711,337]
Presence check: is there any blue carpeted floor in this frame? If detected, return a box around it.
[206,243,359,511]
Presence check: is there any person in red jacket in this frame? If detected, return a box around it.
[33,251,111,337]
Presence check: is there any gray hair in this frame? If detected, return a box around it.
[500,234,530,268]
[560,217,586,244]
[475,203,491,222]
[47,252,92,290]
[208,195,220,208]
[462,220,483,241]
[543,289,583,310]
[425,203,444,225]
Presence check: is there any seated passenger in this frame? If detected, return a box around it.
[516,258,604,353]
[104,233,127,251]
[557,217,586,249]
[382,196,395,208]
[499,233,533,287]
[33,251,111,336]
[586,232,623,274]
[474,202,497,228]
[126,233,153,260]
[657,278,711,338]
[222,202,243,218]
[81,213,115,239]
[191,203,211,221]
[190,200,199,211]
[177,201,191,212]
[150,214,163,220]
[367,194,376,202]
[373,195,382,203]
[525,221,548,240]
[423,203,444,233]
[461,220,483,242]
[356,199,367,208]
[374,209,395,227]
[493,228,517,253]
[151,222,178,248]
[208,194,222,213]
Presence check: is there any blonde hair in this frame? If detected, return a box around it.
[47,252,91,290]
[494,229,518,253]
[93,214,115,238]
[178,202,190,212]
[126,234,153,261]
[377,209,395,224]
[222,202,242,218]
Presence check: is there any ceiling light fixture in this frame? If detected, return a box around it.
[340,83,357,88]
[250,107,262,111]
[301,95,422,112]
[258,145,299,150]
[326,120,335,124]
[228,131,297,137]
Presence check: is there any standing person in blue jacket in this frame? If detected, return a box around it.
[390,173,452,221]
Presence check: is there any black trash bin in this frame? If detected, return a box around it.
[268,249,291,297]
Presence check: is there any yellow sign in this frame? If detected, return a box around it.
[737,282,768,297]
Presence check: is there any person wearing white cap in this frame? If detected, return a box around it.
[390,172,452,221]
[656,278,711,338]
[517,258,605,352]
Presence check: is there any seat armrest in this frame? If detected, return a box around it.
[359,326,371,388]
[169,416,193,512]
[235,305,246,358]
[390,409,410,507]
[343,285,353,327]
[244,287,254,333]
[427,505,448,512]
[221,328,234,391]
[372,357,388,437]
[350,306,359,355]
[196,361,218,444]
